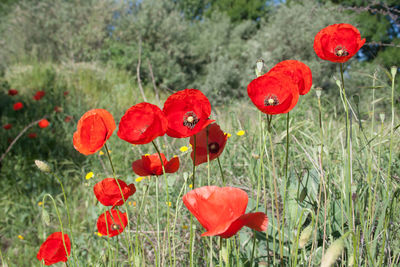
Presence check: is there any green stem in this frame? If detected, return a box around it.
[189,135,197,267]
[217,157,225,186]
[387,68,396,181]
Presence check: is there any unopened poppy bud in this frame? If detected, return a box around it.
[35,160,51,173]
[315,87,322,98]
[321,238,345,267]
[380,113,385,123]
[256,59,264,77]
[298,224,313,248]
[391,66,397,79]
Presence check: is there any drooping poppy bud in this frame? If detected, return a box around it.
[73,109,116,155]
[314,23,365,63]
[163,89,214,138]
[117,102,168,145]
[190,123,228,166]
[37,232,71,266]
[94,178,136,207]
[97,209,128,237]
[183,186,268,238]
[132,153,179,176]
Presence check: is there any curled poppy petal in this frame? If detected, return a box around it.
[73,109,116,155]
[93,178,136,207]
[269,60,313,95]
[33,91,46,101]
[183,186,267,238]
[38,119,50,129]
[132,153,180,176]
[190,123,228,166]
[13,102,23,111]
[247,72,299,115]
[314,23,365,63]
[97,209,128,237]
[37,232,71,266]
[8,89,18,96]
[163,89,214,138]
[117,102,168,145]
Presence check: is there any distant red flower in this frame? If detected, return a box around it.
[97,209,128,237]
[94,178,136,207]
[37,232,71,266]
[33,91,45,101]
[247,72,299,115]
[117,102,168,145]
[73,109,116,155]
[3,124,12,130]
[190,123,228,166]
[38,119,50,129]
[314,23,365,63]
[163,89,214,138]
[183,186,268,238]
[8,89,18,96]
[13,102,23,111]
[64,116,72,123]
[269,60,313,95]
[132,153,179,176]
[54,106,63,113]
[28,133,37,138]
[63,91,69,97]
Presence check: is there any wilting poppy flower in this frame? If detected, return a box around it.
[97,209,128,237]
[163,89,214,138]
[132,153,179,176]
[64,116,72,123]
[28,132,37,138]
[190,123,228,166]
[73,109,116,155]
[8,89,18,96]
[38,119,50,129]
[3,124,12,130]
[183,186,268,238]
[94,178,136,207]
[314,23,365,63]
[117,102,168,145]
[269,60,313,95]
[33,91,45,101]
[13,102,23,111]
[37,232,71,266]
[247,71,299,115]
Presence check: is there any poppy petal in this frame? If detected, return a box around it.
[165,156,180,173]
[37,232,71,265]
[132,159,152,176]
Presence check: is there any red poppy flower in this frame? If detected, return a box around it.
[183,186,268,238]
[269,60,313,95]
[28,132,37,138]
[132,153,179,176]
[37,232,71,266]
[33,91,46,101]
[13,102,23,111]
[3,124,12,130]
[94,178,136,207]
[38,119,50,129]
[163,89,214,138]
[247,71,299,115]
[64,116,72,123]
[314,23,365,63]
[63,91,69,96]
[190,123,228,166]
[8,89,18,96]
[73,109,116,155]
[54,106,63,113]
[97,209,128,237]
[117,102,168,145]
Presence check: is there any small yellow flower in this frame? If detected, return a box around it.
[182,225,188,230]
[135,177,144,182]
[18,235,24,240]
[173,155,178,158]
[99,151,104,156]
[236,130,245,136]
[38,201,43,206]
[189,184,193,188]
[166,202,172,207]
[180,146,189,152]
[107,150,112,154]
[95,232,102,237]
[132,201,137,206]
[225,132,232,138]
[85,172,94,180]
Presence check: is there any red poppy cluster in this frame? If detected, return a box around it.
[37,232,71,265]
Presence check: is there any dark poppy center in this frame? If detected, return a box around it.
[208,142,220,154]
[264,94,279,106]
[183,111,199,129]
[334,45,349,57]
[111,223,120,230]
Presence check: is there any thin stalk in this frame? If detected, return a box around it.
[206,127,214,267]
[189,135,197,267]
[217,157,225,186]
[387,68,396,181]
